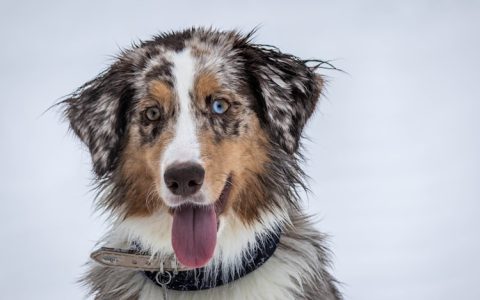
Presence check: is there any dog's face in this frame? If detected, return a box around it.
[65,29,322,268]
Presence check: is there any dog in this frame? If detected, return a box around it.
[63,28,341,300]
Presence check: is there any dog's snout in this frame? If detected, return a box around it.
[164,162,205,196]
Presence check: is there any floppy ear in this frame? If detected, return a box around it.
[64,61,134,177]
[241,45,323,154]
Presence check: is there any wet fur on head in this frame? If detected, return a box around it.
[63,27,341,299]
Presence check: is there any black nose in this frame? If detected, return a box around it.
[164,162,205,196]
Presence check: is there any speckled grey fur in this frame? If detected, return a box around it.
[63,28,342,299]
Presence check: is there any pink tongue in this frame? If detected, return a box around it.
[171,205,217,268]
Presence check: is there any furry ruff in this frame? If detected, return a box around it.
[63,27,342,300]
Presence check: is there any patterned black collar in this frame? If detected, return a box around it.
[143,229,281,291]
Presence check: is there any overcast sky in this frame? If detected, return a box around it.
[1,1,479,299]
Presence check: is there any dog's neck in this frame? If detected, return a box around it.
[143,227,281,291]
[98,205,290,288]
[83,208,342,299]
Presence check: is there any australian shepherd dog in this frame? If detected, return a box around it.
[63,28,341,299]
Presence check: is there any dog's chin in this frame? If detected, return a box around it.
[165,176,233,269]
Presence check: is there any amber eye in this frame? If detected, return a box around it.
[211,98,230,114]
[145,106,161,121]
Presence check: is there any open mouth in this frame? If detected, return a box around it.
[171,175,232,268]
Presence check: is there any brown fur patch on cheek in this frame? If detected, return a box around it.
[120,127,174,217]
[199,117,271,224]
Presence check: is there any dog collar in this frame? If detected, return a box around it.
[91,229,281,291]
[144,230,280,291]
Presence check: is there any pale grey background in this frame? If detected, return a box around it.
[1,1,479,299]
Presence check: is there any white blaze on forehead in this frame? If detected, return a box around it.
[161,49,201,169]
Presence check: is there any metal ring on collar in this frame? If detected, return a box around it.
[155,271,173,286]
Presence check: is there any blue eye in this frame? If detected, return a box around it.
[211,98,230,114]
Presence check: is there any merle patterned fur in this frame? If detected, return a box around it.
[63,28,342,299]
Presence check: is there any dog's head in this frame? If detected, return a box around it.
[65,28,322,268]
